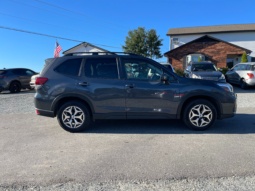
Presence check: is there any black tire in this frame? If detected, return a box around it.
[9,81,21,93]
[225,75,229,83]
[182,99,217,131]
[57,100,91,132]
[240,79,248,89]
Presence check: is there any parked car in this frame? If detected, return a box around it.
[225,62,255,89]
[34,52,236,132]
[160,62,175,72]
[184,61,226,82]
[0,68,37,93]
[30,73,40,89]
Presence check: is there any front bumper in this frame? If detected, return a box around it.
[220,93,237,119]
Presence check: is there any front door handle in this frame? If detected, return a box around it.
[125,84,136,88]
[79,82,90,86]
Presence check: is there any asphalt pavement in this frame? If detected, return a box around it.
[0,86,255,190]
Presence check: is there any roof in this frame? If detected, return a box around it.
[164,35,252,56]
[167,23,255,36]
[62,42,110,54]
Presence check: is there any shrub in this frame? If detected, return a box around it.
[175,68,184,77]
[241,52,248,63]
[219,67,229,75]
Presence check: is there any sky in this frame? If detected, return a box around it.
[1,0,255,72]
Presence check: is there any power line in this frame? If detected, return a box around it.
[34,0,129,29]
[0,26,122,49]
[0,13,123,41]
[8,0,127,33]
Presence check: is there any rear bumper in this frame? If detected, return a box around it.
[246,79,255,86]
[35,108,54,118]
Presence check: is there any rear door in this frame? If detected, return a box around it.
[228,64,240,83]
[76,57,126,119]
[120,58,179,119]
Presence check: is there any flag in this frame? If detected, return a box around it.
[54,40,62,58]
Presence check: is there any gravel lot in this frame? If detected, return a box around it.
[0,86,255,190]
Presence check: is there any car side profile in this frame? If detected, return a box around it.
[184,61,226,82]
[34,52,237,132]
[0,68,37,93]
[225,62,255,89]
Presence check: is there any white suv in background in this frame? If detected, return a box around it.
[225,62,255,89]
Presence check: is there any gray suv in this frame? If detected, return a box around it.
[184,61,226,82]
[34,52,237,132]
[0,68,37,93]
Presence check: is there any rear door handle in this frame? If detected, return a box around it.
[79,82,90,86]
[125,84,136,88]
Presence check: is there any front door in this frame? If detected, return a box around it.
[76,57,126,119]
[120,58,179,119]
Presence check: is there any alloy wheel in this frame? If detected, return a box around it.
[189,104,213,127]
[62,106,85,128]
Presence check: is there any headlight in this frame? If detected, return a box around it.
[217,83,233,92]
[192,74,202,79]
[219,74,225,80]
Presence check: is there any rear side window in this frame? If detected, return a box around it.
[251,65,255,71]
[56,59,82,76]
[0,70,7,74]
[246,65,251,70]
[239,64,247,70]
[12,69,23,74]
[84,58,118,79]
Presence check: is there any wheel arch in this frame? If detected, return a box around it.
[51,94,94,117]
[177,94,222,119]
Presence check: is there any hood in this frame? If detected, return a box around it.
[192,71,222,77]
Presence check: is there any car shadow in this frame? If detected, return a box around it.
[1,89,35,94]
[81,113,255,134]
[233,85,255,93]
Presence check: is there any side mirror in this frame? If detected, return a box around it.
[161,74,169,82]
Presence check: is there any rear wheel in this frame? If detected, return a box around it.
[182,99,217,131]
[240,79,248,89]
[9,81,21,93]
[57,100,91,132]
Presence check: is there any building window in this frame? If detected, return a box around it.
[187,54,204,63]
[172,38,179,45]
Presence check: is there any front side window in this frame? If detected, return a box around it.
[239,64,247,70]
[191,64,217,72]
[84,58,118,79]
[25,70,35,76]
[56,59,82,76]
[122,59,162,81]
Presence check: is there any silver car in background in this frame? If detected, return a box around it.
[226,62,255,89]
[30,73,40,89]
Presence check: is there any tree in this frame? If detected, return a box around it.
[198,57,202,62]
[122,27,163,59]
[241,52,248,63]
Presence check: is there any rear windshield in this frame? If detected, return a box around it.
[192,64,217,72]
[0,70,7,75]
[251,65,255,71]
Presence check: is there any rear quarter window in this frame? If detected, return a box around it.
[55,59,82,76]
[251,65,255,71]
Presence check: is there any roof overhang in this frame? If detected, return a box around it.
[164,35,252,57]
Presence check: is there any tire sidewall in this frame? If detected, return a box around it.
[57,101,91,132]
[183,99,217,131]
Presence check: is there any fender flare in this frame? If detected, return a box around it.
[51,93,95,114]
[176,92,222,119]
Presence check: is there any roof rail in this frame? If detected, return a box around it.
[64,52,142,57]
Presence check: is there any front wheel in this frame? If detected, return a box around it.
[182,99,217,131]
[57,101,91,132]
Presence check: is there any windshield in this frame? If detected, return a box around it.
[192,64,217,72]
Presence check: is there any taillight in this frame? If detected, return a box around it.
[0,76,7,79]
[35,77,48,85]
[247,73,255,79]
[36,110,40,114]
